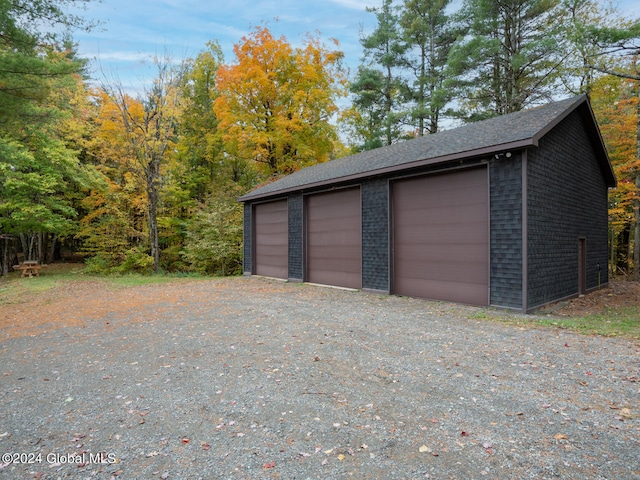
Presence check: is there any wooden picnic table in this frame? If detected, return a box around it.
[12,261,47,278]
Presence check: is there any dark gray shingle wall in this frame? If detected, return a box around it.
[490,154,523,308]
[288,194,303,281]
[362,178,390,292]
[527,110,609,309]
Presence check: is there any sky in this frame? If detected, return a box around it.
[71,0,640,95]
[72,0,380,93]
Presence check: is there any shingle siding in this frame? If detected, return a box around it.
[362,178,390,292]
[490,154,523,308]
[243,204,252,274]
[527,111,609,309]
[288,194,303,281]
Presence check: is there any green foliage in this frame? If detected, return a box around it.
[116,246,155,274]
[398,0,457,135]
[448,0,563,120]
[83,246,154,275]
[351,0,407,148]
[181,196,243,276]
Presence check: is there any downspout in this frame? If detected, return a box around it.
[522,149,528,312]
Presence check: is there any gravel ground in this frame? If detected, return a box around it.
[0,276,639,479]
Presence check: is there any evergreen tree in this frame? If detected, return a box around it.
[448,0,563,120]
[398,0,457,135]
[352,0,406,147]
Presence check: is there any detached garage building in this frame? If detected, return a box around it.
[239,95,616,312]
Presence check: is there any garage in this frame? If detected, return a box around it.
[306,188,362,289]
[392,167,489,305]
[242,96,615,312]
[254,199,288,279]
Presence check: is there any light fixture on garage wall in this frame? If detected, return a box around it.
[494,152,512,159]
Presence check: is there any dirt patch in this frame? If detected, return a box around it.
[552,278,640,317]
[0,267,637,340]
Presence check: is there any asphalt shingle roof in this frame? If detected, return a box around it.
[239,95,614,201]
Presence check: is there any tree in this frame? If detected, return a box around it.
[591,74,638,275]
[0,0,98,274]
[344,67,395,151]
[579,21,640,279]
[555,0,626,97]
[181,192,244,276]
[398,0,457,135]
[215,26,347,177]
[351,0,407,147]
[448,0,563,120]
[97,56,184,273]
[174,41,230,203]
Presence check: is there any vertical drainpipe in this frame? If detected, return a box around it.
[521,150,529,313]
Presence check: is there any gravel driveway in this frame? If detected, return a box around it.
[1,277,638,479]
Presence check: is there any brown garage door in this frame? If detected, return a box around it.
[392,167,488,305]
[306,188,362,289]
[254,199,288,279]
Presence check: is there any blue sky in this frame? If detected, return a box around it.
[72,0,640,95]
[73,0,378,93]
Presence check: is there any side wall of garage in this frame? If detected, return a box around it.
[527,109,610,310]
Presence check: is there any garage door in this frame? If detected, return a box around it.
[306,188,362,289]
[254,199,288,279]
[392,168,488,305]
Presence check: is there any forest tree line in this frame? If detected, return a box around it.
[0,0,639,277]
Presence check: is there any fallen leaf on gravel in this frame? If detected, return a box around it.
[554,434,568,440]
[419,445,431,453]
[201,442,211,450]
[338,454,345,461]
[298,451,311,457]
[461,431,469,437]
[263,461,276,469]
[181,438,190,444]
[321,458,328,465]
[146,451,159,457]
[620,408,633,417]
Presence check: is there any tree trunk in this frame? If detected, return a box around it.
[46,234,57,264]
[1,236,8,276]
[147,156,161,274]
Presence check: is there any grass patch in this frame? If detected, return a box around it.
[480,307,640,339]
[535,307,640,339]
[0,263,211,305]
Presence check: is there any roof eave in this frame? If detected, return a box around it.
[238,139,535,202]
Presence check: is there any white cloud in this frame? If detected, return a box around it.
[327,0,379,10]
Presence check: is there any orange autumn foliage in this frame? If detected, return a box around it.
[214,26,347,177]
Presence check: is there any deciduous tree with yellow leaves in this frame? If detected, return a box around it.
[214,26,347,178]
